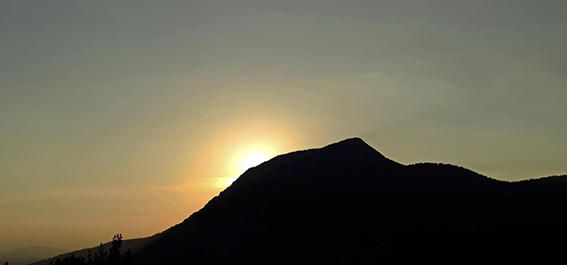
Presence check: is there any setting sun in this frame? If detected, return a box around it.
[199,119,300,190]
[240,151,270,173]
[215,149,274,188]
[211,142,280,189]
[229,141,279,176]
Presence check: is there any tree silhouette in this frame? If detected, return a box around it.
[50,234,133,265]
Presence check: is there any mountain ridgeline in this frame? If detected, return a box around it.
[34,138,567,264]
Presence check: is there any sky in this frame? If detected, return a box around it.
[1,0,566,252]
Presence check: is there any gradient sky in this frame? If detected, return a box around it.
[1,0,566,252]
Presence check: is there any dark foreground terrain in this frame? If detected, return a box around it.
[34,138,567,264]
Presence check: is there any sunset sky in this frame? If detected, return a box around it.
[1,0,566,252]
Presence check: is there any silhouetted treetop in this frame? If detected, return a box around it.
[49,234,133,265]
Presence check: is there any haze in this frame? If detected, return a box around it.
[1,0,566,252]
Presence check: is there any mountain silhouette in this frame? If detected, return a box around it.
[33,138,567,264]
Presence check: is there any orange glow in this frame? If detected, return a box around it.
[213,143,276,188]
[240,151,271,172]
[188,117,302,190]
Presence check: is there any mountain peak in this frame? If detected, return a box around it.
[221,137,399,194]
[323,137,371,150]
[319,137,390,161]
[326,137,367,147]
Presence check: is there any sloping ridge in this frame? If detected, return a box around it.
[33,138,567,264]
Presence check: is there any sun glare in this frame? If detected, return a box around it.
[233,144,276,175]
[215,145,277,189]
[204,121,298,189]
[240,151,270,173]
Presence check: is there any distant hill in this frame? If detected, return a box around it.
[1,246,65,265]
[33,138,567,264]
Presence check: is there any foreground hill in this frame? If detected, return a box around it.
[34,138,567,264]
